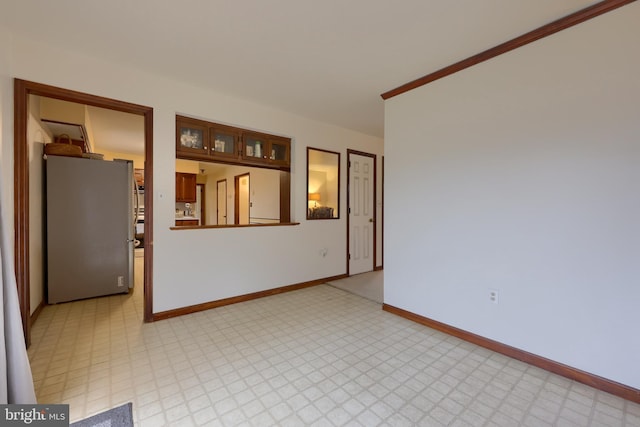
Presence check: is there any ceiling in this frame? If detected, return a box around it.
[3,1,598,138]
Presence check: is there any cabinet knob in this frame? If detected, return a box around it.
[204,146,208,149]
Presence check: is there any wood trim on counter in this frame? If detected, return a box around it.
[383,304,640,404]
[381,0,636,100]
[153,274,348,321]
[170,222,300,230]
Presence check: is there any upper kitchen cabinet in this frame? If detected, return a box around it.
[177,117,209,159]
[242,132,290,167]
[176,115,291,171]
[210,125,240,161]
[175,172,197,202]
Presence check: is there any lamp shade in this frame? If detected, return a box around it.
[309,193,321,202]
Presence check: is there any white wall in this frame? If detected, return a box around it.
[2,30,383,315]
[384,4,640,389]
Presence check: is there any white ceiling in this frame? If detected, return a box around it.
[3,0,598,138]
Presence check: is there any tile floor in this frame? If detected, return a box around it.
[28,258,640,426]
[326,271,383,304]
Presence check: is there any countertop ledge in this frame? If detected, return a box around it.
[171,222,300,230]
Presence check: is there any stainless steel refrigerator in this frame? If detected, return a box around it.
[46,155,135,304]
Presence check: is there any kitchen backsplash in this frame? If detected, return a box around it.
[175,202,198,218]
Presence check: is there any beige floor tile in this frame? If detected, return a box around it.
[28,262,640,425]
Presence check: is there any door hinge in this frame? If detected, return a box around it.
[348,254,351,260]
[348,207,351,214]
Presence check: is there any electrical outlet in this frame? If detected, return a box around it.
[489,289,499,304]
[117,276,124,287]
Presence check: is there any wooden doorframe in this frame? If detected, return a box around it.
[346,149,377,276]
[13,79,154,345]
[196,183,205,226]
[234,173,250,224]
[217,179,227,225]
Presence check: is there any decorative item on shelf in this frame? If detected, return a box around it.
[214,139,225,152]
[309,193,321,207]
[180,128,203,149]
[271,149,276,160]
[255,141,262,158]
[44,134,83,157]
[246,145,254,156]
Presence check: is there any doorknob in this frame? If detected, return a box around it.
[369,218,374,223]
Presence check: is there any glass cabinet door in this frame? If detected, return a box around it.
[210,128,239,159]
[242,134,268,161]
[177,121,209,157]
[268,138,290,166]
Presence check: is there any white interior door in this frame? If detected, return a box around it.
[349,152,375,275]
[217,179,227,224]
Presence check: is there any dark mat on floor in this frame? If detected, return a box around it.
[70,402,133,427]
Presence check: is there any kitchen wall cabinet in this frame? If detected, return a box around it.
[210,125,241,161]
[175,172,197,202]
[177,118,209,160]
[242,132,290,167]
[176,115,291,171]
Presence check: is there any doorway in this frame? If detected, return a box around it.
[234,173,250,225]
[196,183,206,226]
[217,179,227,225]
[13,79,154,345]
[347,150,376,275]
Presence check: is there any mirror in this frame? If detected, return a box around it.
[307,147,340,220]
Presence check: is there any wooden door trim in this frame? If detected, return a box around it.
[13,79,155,345]
[197,183,206,226]
[381,0,636,100]
[234,173,250,225]
[346,150,377,276]
[216,179,227,225]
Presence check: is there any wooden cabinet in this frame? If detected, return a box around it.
[210,125,241,161]
[175,219,199,226]
[242,132,290,167]
[175,172,197,202]
[177,118,209,159]
[176,115,291,171]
